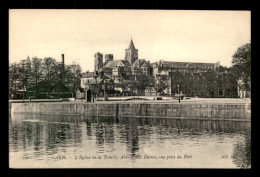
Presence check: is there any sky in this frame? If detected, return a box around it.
[9,10,250,72]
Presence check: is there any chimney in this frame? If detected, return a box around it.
[62,54,65,66]
[61,54,65,76]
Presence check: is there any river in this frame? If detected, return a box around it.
[9,113,251,168]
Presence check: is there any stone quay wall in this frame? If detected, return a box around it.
[11,102,251,121]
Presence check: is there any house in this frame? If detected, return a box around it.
[80,72,95,89]
[145,87,157,96]
[84,76,115,95]
[76,87,85,99]
[132,59,151,76]
[114,83,129,93]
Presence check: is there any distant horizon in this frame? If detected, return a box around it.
[9,10,250,72]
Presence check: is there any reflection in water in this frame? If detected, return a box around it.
[9,113,251,168]
[232,132,251,168]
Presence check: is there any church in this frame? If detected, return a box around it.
[80,38,220,96]
[81,38,152,95]
[94,38,152,79]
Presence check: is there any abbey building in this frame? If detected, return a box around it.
[80,39,220,96]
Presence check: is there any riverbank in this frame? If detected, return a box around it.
[11,98,251,121]
[9,97,251,103]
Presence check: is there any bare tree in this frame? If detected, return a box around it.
[30,57,43,89]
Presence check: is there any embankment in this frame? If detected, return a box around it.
[11,102,251,121]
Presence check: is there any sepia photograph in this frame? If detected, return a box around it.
[9,9,251,168]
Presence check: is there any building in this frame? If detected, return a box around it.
[152,60,220,76]
[104,54,113,66]
[94,52,103,74]
[84,76,115,95]
[76,87,85,99]
[125,38,138,64]
[151,60,220,96]
[132,59,151,76]
[82,38,223,97]
[80,72,95,89]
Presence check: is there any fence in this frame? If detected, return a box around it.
[96,92,145,98]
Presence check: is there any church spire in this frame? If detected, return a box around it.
[128,38,135,49]
[125,38,138,64]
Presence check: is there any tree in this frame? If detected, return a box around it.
[30,57,43,88]
[9,63,20,98]
[232,42,251,92]
[64,63,82,97]
[42,57,58,97]
[203,70,218,98]
[170,71,184,95]
[152,74,170,95]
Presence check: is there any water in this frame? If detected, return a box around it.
[9,113,251,168]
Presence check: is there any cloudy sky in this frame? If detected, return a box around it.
[9,10,250,72]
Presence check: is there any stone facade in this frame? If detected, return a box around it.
[94,52,103,74]
[11,102,251,121]
[125,38,138,64]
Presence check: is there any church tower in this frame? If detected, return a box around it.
[94,52,103,75]
[125,38,138,64]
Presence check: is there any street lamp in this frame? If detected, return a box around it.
[177,84,180,103]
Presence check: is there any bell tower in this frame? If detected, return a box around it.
[94,52,103,76]
[125,38,138,64]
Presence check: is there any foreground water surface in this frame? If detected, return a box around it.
[9,113,251,168]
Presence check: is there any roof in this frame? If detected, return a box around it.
[132,59,150,68]
[140,61,150,67]
[81,72,94,78]
[101,75,111,80]
[104,60,130,68]
[86,76,113,85]
[77,87,84,92]
[114,83,127,88]
[121,60,131,66]
[104,60,119,68]
[128,39,136,49]
[89,78,103,85]
[101,67,113,73]
[161,61,215,69]
[132,59,140,67]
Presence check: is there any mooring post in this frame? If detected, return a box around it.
[115,104,119,122]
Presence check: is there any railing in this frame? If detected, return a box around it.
[94,93,177,98]
[96,93,145,98]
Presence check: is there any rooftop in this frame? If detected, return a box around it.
[81,72,95,78]
[160,61,215,69]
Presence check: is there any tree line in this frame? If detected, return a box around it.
[9,56,82,99]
